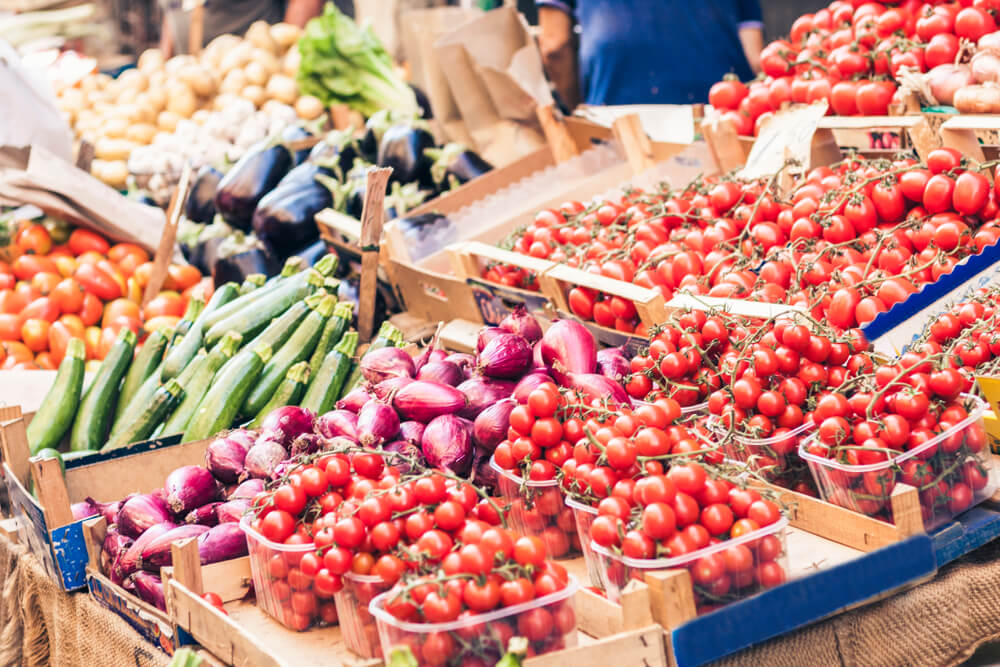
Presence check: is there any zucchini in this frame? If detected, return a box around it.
[225,298,310,369]
[242,294,335,417]
[203,269,325,347]
[308,301,352,377]
[69,328,136,452]
[301,331,358,414]
[105,380,184,450]
[160,332,242,437]
[114,327,171,426]
[249,361,311,427]
[183,343,273,442]
[27,338,86,454]
[172,297,205,339]
[107,360,164,445]
[161,283,238,381]
[239,273,266,295]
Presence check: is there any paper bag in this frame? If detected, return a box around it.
[0,41,73,163]
[433,6,549,166]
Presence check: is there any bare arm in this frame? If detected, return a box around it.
[538,6,579,110]
[738,25,764,74]
[284,0,323,27]
[160,15,174,58]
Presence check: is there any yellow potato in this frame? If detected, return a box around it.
[220,41,253,74]
[165,54,196,75]
[282,48,301,78]
[138,48,165,73]
[59,87,86,112]
[205,33,241,57]
[192,108,212,124]
[269,22,301,51]
[220,68,248,94]
[118,68,148,92]
[78,75,100,95]
[117,87,139,105]
[157,110,181,131]
[125,123,157,144]
[243,61,269,87]
[94,73,113,89]
[294,95,324,120]
[252,49,280,76]
[101,116,129,138]
[265,74,297,105]
[147,69,167,89]
[93,159,129,189]
[245,20,278,54]
[94,137,136,161]
[241,84,267,107]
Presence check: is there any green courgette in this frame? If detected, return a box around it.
[161,283,238,381]
[239,273,266,294]
[160,332,242,437]
[114,327,171,426]
[104,379,184,450]
[308,301,352,377]
[302,331,358,414]
[27,338,86,454]
[241,294,334,417]
[183,343,273,441]
[249,361,311,427]
[171,297,205,339]
[69,328,135,452]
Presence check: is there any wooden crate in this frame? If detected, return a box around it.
[543,263,669,330]
[938,114,1000,166]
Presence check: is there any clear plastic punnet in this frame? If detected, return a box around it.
[334,571,392,659]
[592,517,790,615]
[490,456,579,559]
[241,517,333,631]
[799,394,996,530]
[369,575,579,666]
[564,496,601,587]
[709,415,817,491]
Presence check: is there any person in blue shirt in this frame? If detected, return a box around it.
[537,0,764,108]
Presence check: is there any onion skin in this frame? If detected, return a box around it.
[456,377,516,420]
[216,499,250,523]
[954,82,1000,113]
[972,51,1000,83]
[980,30,1000,55]
[99,498,124,525]
[244,440,288,479]
[357,400,400,447]
[476,327,504,353]
[512,371,553,403]
[421,415,475,476]
[444,353,476,378]
[118,493,172,539]
[927,63,974,105]
[360,347,415,385]
[71,500,100,521]
[131,571,166,611]
[290,432,323,456]
[567,372,632,407]
[337,387,373,412]
[540,320,596,384]
[383,440,423,475]
[393,381,468,423]
[477,333,532,379]
[472,451,498,491]
[198,522,248,564]
[228,478,264,500]
[596,347,630,384]
[185,502,222,526]
[205,435,249,484]
[499,306,543,344]
[101,526,133,583]
[372,376,415,401]
[139,524,210,571]
[416,361,464,386]
[316,410,358,440]
[259,406,316,449]
[165,466,219,515]
[473,399,515,452]
[116,521,176,580]
[398,421,425,446]
[427,349,448,364]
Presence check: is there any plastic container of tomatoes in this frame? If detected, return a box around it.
[798,395,996,530]
[591,516,790,615]
[241,517,337,631]
[490,456,579,559]
[335,571,393,659]
[369,574,579,666]
[711,418,817,490]
[564,496,601,587]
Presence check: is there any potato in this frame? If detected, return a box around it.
[270,22,301,51]
[294,95,324,120]
[252,49,280,77]
[220,68,248,94]
[59,87,86,113]
[192,109,212,124]
[166,83,197,117]
[118,68,148,92]
[138,48,165,73]
[265,74,298,105]
[95,137,136,161]
[116,103,145,122]
[103,78,124,100]
[93,159,129,189]
[245,20,278,54]
[243,61,269,87]
[100,116,129,138]
[117,87,139,106]
[241,84,267,107]
[157,110,181,131]
[178,64,216,97]
[205,33,241,57]
[213,93,241,111]
[282,48,301,77]
[165,54,196,75]
[78,75,100,95]
[147,69,167,89]
[220,41,253,74]
[125,123,158,144]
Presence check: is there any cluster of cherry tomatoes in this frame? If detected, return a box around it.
[924,285,1000,376]
[0,221,206,368]
[710,0,998,134]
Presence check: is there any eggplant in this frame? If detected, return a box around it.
[427,144,492,191]
[360,109,416,163]
[177,218,203,266]
[190,217,234,275]
[310,128,360,177]
[186,165,224,223]
[384,181,429,221]
[214,140,293,230]
[268,162,334,197]
[293,240,329,266]
[211,232,281,286]
[251,177,333,255]
[411,84,433,119]
[282,125,314,166]
[341,161,372,219]
[377,121,436,189]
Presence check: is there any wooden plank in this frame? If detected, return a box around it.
[816,115,923,130]
[30,455,73,530]
[0,412,29,489]
[142,162,191,308]
[81,516,107,571]
[358,167,392,343]
[940,114,1000,130]
[612,114,658,175]
[188,0,204,55]
[644,569,697,631]
[171,538,203,596]
[524,625,666,667]
[664,293,808,320]
[536,104,581,163]
[575,587,625,637]
[620,579,655,631]
[452,241,558,278]
[545,263,665,314]
[889,483,924,538]
[700,116,747,172]
[0,517,19,543]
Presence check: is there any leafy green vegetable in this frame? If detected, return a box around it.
[297,3,419,118]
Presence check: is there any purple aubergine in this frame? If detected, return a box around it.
[139,524,210,571]
[165,466,219,515]
[357,400,400,447]
[456,377,516,420]
[422,414,474,476]
[117,493,172,539]
[316,410,359,440]
[198,522,248,565]
[205,434,250,483]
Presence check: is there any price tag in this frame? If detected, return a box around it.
[740,101,829,179]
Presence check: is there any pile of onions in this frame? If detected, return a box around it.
[927,63,974,106]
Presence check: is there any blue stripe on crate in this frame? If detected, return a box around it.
[669,534,937,667]
[64,434,183,470]
[931,504,1000,566]
[50,521,88,590]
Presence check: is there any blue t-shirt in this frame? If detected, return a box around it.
[538,0,763,105]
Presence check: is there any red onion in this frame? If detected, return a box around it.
[513,371,553,403]
[427,349,448,364]
[357,399,400,447]
[118,493,172,539]
[596,347,630,384]
[101,526,132,580]
[422,415,475,476]
[416,361,464,386]
[205,435,249,483]
[185,502,222,526]
[533,341,545,369]
[473,399,516,452]
[260,406,316,449]
[398,421,425,445]
[71,499,100,521]
[225,428,258,450]
[393,381,467,423]
[476,327,504,353]
[198,522,248,564]
[317,410,359,440]
[165,466,219,515]
[360,347,415,384]
[99,498,124,525]
[372,376,415,401]
[216,498,250,523]
[139,523,210,571]
[131,571,166,610]
[456,377,516,420]
[444,353,476,376]
[473,451,499,491]
[337,386,373,412]
[228,478,264,500]
[291,432,324,456]
[499,306,543,344]
[383,440,422,475]
[567,372,632,407]
[244,440,288,479]
[540,319,596,384]
[478,333,532,379]
[116,521,176,580]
